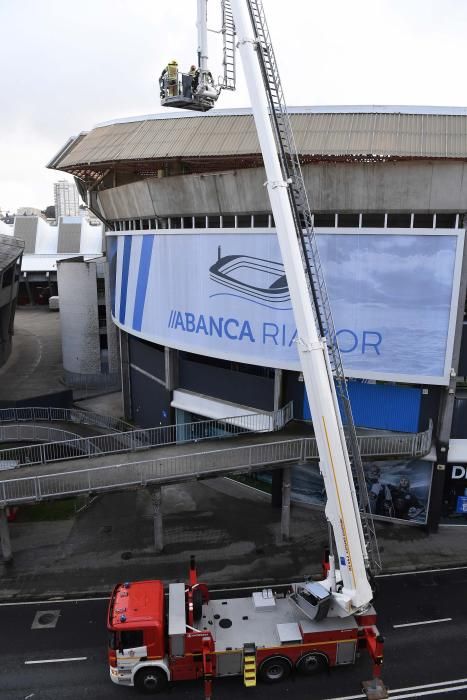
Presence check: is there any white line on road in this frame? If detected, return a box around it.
[323,677,467,700]
[0,596,109,607]
[377,565,467,578]
[390,685,467,698]
[25,657,87,665]
[393,617,452,628]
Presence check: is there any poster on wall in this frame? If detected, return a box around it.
[261,458,433,525]
[442,463,467,522]
[108,229,463,385]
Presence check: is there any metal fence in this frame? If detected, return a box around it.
[0,438,306,505]
[302,420,433,460]
[62,370,120,390]
[0,407,132,434]
[0,403,295,469]
[0,421,434,506]
[0,425,80,447]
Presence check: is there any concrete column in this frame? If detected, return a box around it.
[427,217,467,532]
[119,330,132,421]
[271,468,283,508]
[149,486,164,553]
[273,368,284,412]
[164,347,179,391]
[280,467,291,541]
[0,508,12,563]
[25,277,33,305]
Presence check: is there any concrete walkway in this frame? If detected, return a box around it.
[0,307,64,402]
[0,421,310,482]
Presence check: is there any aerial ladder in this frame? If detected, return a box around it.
[160,1,386,696]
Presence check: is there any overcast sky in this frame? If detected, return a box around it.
[1,0,466,213]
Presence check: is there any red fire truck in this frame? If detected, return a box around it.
[108,557,383,695]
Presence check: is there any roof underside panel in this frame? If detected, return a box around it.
[53,111,467,170]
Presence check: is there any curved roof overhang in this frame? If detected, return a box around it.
[48,106,467,189]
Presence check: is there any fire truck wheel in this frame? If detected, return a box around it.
[258,656,291,683]
[193,588,203,622]
[296,652,328,676]
[134,667,168,694]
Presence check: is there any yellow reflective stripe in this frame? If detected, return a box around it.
[321,416,356,589]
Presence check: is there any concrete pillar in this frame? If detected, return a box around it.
[0,508,12,563]
[427,216,467,532]
[149,486,164,553]
[273,368,284,412]
[280,467,291,541]
[164,347,179,391]
[25,277,33,305]
[119,330,132,421]
[271,468,283,508]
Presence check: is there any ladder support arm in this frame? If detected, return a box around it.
[230,0,372,613]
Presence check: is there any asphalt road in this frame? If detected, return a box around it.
[2,568,467,700]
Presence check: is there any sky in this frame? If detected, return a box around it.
[1,0,466,213]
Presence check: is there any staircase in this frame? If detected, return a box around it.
[245,0,380,574]
[243,644,257,687]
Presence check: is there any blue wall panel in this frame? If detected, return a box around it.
[303,381,422,433]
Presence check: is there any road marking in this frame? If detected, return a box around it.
[0,596,109,607]
[323,677,467,700]
[390,685,467,698]
[377,565,467,578]
[25,657,87,665]
[393,617,452,628]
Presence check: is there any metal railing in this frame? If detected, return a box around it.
[0,425,434,506]
[303,420,433,460]
[0,438,304,504]
[0,407,132,433]
[0,403,295,469]
[0,425,81,447]
[62,369,121,390]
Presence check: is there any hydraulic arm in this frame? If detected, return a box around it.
[230,0,377,615]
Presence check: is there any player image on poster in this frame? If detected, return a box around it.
[264,458,433,524]
[363,460,432,524]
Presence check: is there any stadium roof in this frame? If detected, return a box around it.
[49,106,467,186]
[0,234,24,271]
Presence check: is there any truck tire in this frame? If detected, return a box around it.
[134,667,168,694]
[296,652,328,676]
[258,656,291,683]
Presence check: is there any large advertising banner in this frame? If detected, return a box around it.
[258,459,433,525]
[108,228,463,385]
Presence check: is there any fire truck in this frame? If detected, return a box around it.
[107,1,388,698]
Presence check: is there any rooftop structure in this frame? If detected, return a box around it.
[54,179,81,218]
[49,106,467,188]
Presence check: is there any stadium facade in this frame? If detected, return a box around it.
[49,106,467,528]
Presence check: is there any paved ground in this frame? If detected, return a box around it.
[74,391,124,420]
[0,306,64,402]
[2,475,467,601]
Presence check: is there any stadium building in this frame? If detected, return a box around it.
[49,105,467,528]
[0,234,24,367]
